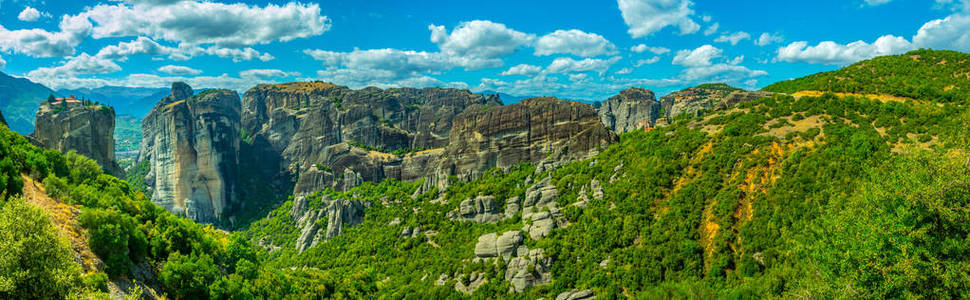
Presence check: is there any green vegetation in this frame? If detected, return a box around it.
[763,49,970,102]
[695,83,744,91]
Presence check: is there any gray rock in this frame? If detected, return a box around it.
[30,98,123,176]
[556,289,595,300]
[598,87,660,133]
[292,194,368,252]
[139,83,241,223]
[454,272,487,295]
[505,249,552,293]
[449,195,505,223]
[474,231,523,258]
[590,180,604,200]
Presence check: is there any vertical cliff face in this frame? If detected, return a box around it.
[30,100,122,176]
[241,82,502,193]
[443,98,618,181]
[597,87,661,133]
[140,83,241,223]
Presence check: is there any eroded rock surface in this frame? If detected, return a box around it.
[660,84,772,120]
[139,83,241,223]
[598,87,661,133]
[474,231,524,259]
[30,100,122,176]
[291,193,368,252]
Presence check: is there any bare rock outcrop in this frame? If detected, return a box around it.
[291,193,368,252]
[139,83,241,223]
[448,195,506,224]
[30,99,122,176]
[660,83,773,120]
[598,87,661,133]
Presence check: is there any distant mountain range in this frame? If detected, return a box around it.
[0,72,55,134]
[57,86,169,118]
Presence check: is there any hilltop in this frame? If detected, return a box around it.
[763,49,970,102]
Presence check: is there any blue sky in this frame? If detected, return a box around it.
[1,0,969,101]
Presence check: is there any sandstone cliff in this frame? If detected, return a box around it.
[660,83,772,120]
[30,100,122,176]
[139,83,241,223]
[241,82,503,193]
[597,87,660,133]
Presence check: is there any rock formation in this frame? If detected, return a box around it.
[139,83,242,223]
[598,87,661,133]
[660,83,772,120]
[242,83,617,196]
[241,82,502,193]
[291,193,367,252]
[30,99,122,176]
[0,109,6,126]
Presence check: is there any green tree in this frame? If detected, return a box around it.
[0,198,81,299]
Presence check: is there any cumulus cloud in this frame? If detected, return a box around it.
[534,29,617,57]
[615,67,634,75]
[545,57,621,74]
[776,35,913,65]
[429,20,534,59]
[501,64,543,76]
[305,48,479,88]
[158,65,201,75]
[0,55,6,69]
[204,46,274,62]
[715,31,751,45]
[617,0,701,38]
[679,64,767,82]
[239,69,301,78]
[27,53,122,88]
[913,14,970,52]
[755,33,784,46]
[18,6,50,22]
[95,37,173,60]
[673,45,723,67]
[630,44,670,54]
[0,14,92,57]
[80,1,329,47]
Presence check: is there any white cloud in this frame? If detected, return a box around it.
[630,44,670,54]
[80,1,329,47]
[635,57,661,66]
[617,0,701,38]
[0,14,92,57]
[615,67,633,75]
[755,32,784,46]
[204,46,274,62]
[534,29,617,57]
[18,6,50,22]
[913,14,970,52]
[864,0,893,6]
[305,48,478,88]
[239,69,301,78]
[429,20,534,59]
[27,53,122,88]
[704,22,719,36]
[0,55,5,69]
[501,64,543,76]
[679,63,767,82]
[776,35,913,65]
[545,57,621,74]
[95,37,172,60]
[158,65,201,75]
[673,45,723,67]
[715,31,751,45]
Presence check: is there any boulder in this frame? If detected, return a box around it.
[556,289,595,300]
[474,231,523,258]
[449,195,505,223]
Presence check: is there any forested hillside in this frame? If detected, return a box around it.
[3,50,970,298]
[763,49,970,102]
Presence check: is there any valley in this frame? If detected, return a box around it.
[2,49,970,298]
